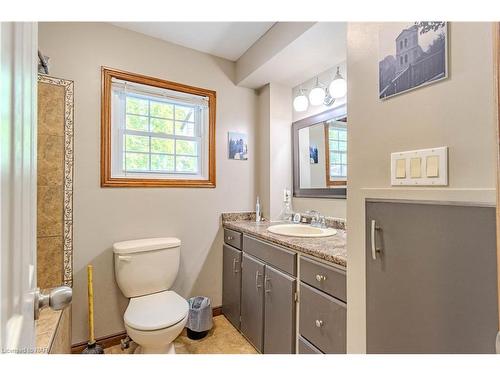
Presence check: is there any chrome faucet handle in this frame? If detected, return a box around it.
[319,215,327,228]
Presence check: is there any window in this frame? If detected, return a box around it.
[400,40,403,49]
[400,56,404,66]
[101,67,216,187]
[404,38,408,47]
[325,119,347,186]
[405,54,408,63]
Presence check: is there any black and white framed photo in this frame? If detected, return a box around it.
[228,132,248,160]
[379,22,448,100]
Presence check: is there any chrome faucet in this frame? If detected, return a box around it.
[307,210,326,228]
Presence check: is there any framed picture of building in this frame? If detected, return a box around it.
[379,22,448,100]
[228,132,248,160]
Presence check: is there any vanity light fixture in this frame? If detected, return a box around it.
[293,87,309,112]
[329,66,347,99]
[308,76,326,106]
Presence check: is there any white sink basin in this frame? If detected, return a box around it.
[267,224,337,238]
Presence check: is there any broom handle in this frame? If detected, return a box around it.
[87,265,95,343]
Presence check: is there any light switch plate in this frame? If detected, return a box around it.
[391,147,448,186]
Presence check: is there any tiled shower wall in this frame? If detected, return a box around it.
[37,82,65,289]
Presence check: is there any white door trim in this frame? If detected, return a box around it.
[0,21,38,353]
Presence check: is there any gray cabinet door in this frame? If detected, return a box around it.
[222,244,242,329]
[366,200,497,353]
[263,264,296,354]
[240,252,265,352]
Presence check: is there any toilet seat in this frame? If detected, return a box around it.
[124,291,188,331]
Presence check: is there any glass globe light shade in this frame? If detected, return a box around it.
[329,67,347,99]
[309,86,326,106]
[293,93,309,112]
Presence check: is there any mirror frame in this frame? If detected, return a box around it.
[292,105,347,199]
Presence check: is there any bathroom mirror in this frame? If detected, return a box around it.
[292,106,347,198]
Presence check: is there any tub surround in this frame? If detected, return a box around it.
[222,212,346,267]
[35,307,71,354]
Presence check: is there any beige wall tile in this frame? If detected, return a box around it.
[38,82,65,136]
[37,236,63,289]
[37,185,63,237]
[38,134,64,187]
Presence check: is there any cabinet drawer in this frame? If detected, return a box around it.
[298,336,323,354]
[224,228,242,250]
[243,235,297,276]
[300,256,346,302]
[299,282,346,354]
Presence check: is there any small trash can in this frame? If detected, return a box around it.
[186,296,213,340]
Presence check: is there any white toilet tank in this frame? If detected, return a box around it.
[113,237,181,298]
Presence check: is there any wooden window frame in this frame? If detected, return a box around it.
[101,66,216,188]
[324,117,347,187]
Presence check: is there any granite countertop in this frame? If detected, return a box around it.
[222,212,347,268]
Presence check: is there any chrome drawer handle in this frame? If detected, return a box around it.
[371,220,382,260]
[232,258,239,273]
[255,271,263,289]
[264,276,271,294]
[315,319,323,328]
[226,236,234,241]
[315,274,327,282]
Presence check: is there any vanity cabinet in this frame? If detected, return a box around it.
[222,244,242,329]
[263,264,296,353]
[222,228,346,354]
[240,253,265,351]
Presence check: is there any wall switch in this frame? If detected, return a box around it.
[410,158,422,178]
[391,147,448,186]
[426,155,439,177]
[395,159,406,178]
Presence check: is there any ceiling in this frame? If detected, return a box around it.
[111,22,275,61]
[237,22,347,89]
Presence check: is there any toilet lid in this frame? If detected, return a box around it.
[124,291,189,331]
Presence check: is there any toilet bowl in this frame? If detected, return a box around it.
[124,291,189,354]
[113,237,187,354]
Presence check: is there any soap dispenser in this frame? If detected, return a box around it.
[255,196,262,223]
[278,189,294,222]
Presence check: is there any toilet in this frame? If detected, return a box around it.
[113,237,188,354]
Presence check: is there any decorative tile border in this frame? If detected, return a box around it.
[38,74,74,287]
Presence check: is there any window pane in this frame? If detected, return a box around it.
[331,165,341,177]
[176,140,198,156]
[125,135,149,152]
[341,165,348,177]
[151,154,174,171]
[126,115,148,131]
[124,152,149,170]
[332,152,342,164]
[175,105,194,122]
[338,141,347,151]
[150,101,173,119]
[338,129,347,141]
[175,121,195,137]
[341,153,347,164]
[329,129,339,140]
[151,118,174,134]
[151,138,174,154]
[126,97,148,115]
[176,156,198,173]
[329,141,337,151]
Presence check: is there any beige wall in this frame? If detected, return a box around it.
[39,22,258,344]
[256,83,293,221]
[346,22,497,352]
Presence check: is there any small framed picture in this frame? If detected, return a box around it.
[309,145,319,164]
[379,22,448,99]
[228,132,248,160]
